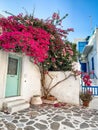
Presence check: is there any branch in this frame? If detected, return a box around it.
[4,11,15,16]
[47,72,54,80]
[47,72,54,89]
[47,72,74,94]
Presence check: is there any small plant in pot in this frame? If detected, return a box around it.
[80,90,93,107]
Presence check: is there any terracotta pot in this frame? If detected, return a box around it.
[83,101,89,107]
[47,96,57,101]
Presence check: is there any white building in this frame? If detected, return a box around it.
[0,51,42,112]
[82,28,98,79]
[76,28,98,109]
[0,14,80,113]
[0,50,80,111]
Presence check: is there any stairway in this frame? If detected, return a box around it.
[3,99,30,113]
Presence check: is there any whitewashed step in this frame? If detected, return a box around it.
[3,99,30,113]
[8,102,30,113]
[3,99,26,108]
[4,96,22,102]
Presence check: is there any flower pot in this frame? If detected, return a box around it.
[31,95,42,105]
[47,95,57,101]
[83,101,89,107]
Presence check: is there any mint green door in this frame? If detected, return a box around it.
[5,55,21,97]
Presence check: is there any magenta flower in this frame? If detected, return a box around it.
[52,12,60,20]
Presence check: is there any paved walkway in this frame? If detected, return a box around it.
[89,97,98,110]
[0,104,98,130]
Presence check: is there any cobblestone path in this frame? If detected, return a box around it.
[0,104,98,130]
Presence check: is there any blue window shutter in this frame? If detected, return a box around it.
[92,57,94,70]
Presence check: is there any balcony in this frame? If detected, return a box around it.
[83,45,93,56]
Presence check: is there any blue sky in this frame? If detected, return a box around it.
[0,0,98,42]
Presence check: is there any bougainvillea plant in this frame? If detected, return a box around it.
[0,14,51,63]
[0,12,91,98]
[82,73,92,86]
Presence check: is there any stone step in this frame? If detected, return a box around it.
[3,99,26,108]
[8,102,30,113]
[4,96,22,102]
[3,99,30,113]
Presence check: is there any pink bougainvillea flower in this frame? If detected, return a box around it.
[67,28,74,32]
[52,12,60,20]
[51,58,56,62]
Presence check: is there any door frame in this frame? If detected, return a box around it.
[5,54,22,97]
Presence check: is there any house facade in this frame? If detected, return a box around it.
[0,14,80,112]
[82,28,98,78]
[76,38,89,72]
[0,14,41,111]
[77,28,98,83]
[0,50,80,108]
[0,50,41,110]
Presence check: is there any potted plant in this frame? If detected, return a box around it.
[80,90,93,107]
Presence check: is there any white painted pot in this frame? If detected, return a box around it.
[31,95,42,105]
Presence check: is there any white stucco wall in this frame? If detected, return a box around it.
[0,50,8,99]
[87,29,98,78]
[21,56,41,101]
[0,50,80,109]
[45,71,80,105]
[0,50,8,108]
[95,29,98,52]
[95,29,98,78]
[0,50,41,109]
[87,45,95,72]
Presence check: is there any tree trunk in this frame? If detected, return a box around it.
[40,69,50,98]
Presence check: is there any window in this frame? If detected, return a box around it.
[7,57,18,75]
[92,57,94,70]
